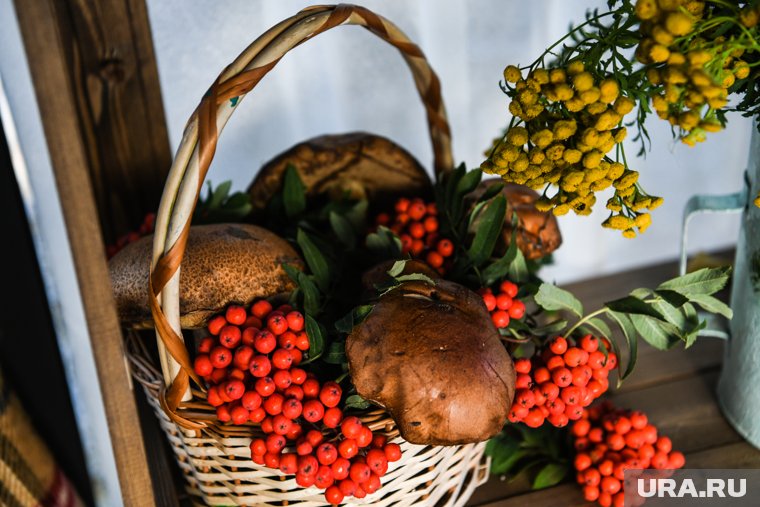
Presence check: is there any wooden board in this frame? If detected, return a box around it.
[11,0,171,504]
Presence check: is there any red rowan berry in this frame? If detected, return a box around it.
[324,485,343,505]
[295,471,315,487]
[656,436,672,454]
[546,355,565,370]
[267,314,288,335]
[216,406,231,422]
[566,404,584,420]
[384,443,402,462]
[298,454,319,477]
[437,239,454,257]
[338,439,358,459]
[601,476,621,494]
[282,398,302,419]
[549,337,568,355]
[249,407,266,423]
[271,349,293,370]
[548,412,569,427]
[225,305,247,326]
[323,407,343,428]
[515,389,536,409]
[198,336,214,354]
[285,311,304,332]
[271,369,290,390]
[523,408,545,428]
[349,462,371,483]
[279,452,298,474]
[607,433,626,451]
[579,334,599,352]
[605,352,618,370]
[208,315,226,336]
[254,330,277,354]
[491,310,510,328]
[532,367,550,384]
[302,400,325,423]
[584,485,600,501]
[668,451,685,469]
[315,465,335,489]
[255,377,275,397]
[251,300,273,319]
[552,367,573,388]
[408,201,426,220]
[508,300,526,319]
[250,438,267,457]
[241,327,257,347]
[272,415,292,435]
[574,453,592,471]
[482,292,497,311]
[289,348,303,365]
[206,386,223,407]
[224,380,245,401]
[320,382,342,408]
[426,250,444,268]
[500,281,518,297]
[564,347,585,367]
[332,457,351,480]
[194,355,213,377]
[356,426,374,448]
[496,293,513,310]
[249,355,271,378]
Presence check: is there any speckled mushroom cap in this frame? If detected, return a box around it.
[109,223,302,329]
[346,279,516,445]
[247,132,433,213]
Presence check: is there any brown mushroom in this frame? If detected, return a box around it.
[248,132,432,214]
[469,179,562,260]
[346,279,515,445]
[109,223,302,329]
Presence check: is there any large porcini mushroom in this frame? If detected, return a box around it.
[248,132,432,213]
[346,278,515,445]
[109,223,302,329]
[470,180,562,260]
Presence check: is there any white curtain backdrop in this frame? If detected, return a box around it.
[146,0,751,283]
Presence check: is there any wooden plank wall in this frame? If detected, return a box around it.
[12,0,173,504]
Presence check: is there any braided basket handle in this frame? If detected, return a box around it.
[149,4,453,428]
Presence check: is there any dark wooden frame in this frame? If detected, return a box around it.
[12,0,173,504]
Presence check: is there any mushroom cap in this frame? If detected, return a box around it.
[470,180,562,260]
[346,279,515,445]
[108,223,302,329]
[247,132,432,214]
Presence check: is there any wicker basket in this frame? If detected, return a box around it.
[130,4,489,505]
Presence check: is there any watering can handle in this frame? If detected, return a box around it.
[679,174,749,339]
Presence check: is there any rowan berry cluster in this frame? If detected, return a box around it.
[571,401,685,507]
[481,61,660,238]
[376,197,454,274]
[194,300,401,504]
[508,336,617,428]
[106,212,155,258]
[635,0,757,146]
[479,281,526,329]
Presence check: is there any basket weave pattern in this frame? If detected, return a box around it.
[132,4,489,505]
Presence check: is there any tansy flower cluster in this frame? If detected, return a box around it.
[635,0,758,146]
[481,61,661,237]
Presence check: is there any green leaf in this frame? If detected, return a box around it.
[366,226,402,258]
[650,298,687,330]
[605,296,665,320]
[208,180,231,209]
[455,168,482,197]
[344,394,371,410]
[657,267,731,298]
[323,341,346,364]
[486,438,526,475]
[395,273,436,285]
[629,314,680,351]
[334,305,373,334]
[329,211,356,249]
[532,462,567,489]
[283,264,322,316]
[387,260,407,278]
[302,315,325,364]
[283,165,306,217]
[534,283,584,318]
[655,289,690,308]
[467,195,507,267]
[608,311,638,382]
[689,294,733,319]
[482,222,528,286]
[532,320,568,336]
[297,229,331,291]
[579,317,613,339]
[479,181,506,202]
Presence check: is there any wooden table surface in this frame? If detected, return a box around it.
[466,250,760,507]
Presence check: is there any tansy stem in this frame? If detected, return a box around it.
[524,10,617,70]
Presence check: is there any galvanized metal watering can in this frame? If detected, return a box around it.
[680,128,760,449]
